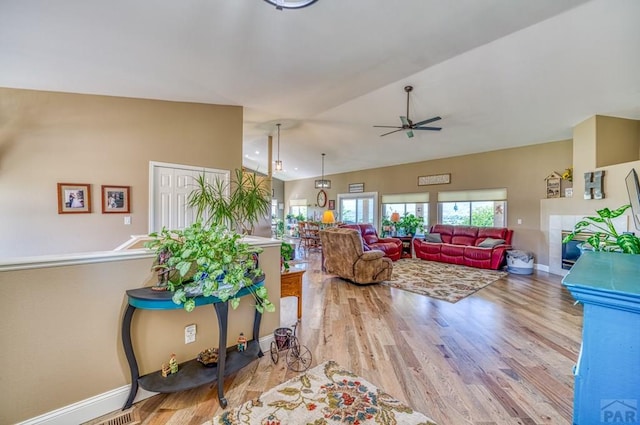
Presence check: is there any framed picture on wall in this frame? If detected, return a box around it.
[57,183,92,214]
[102,185,131,213]
[328,199,335,210]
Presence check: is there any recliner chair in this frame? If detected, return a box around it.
[319,227,393,285]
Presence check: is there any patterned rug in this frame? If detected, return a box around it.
[383,258,507,303]
[205,360,436,425]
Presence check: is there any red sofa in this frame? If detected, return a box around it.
[413,224,513,270]
[340,223,403,261]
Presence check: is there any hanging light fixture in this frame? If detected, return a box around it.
[263,0,319,10]
[314,153,331,189]
[274,123,283,172]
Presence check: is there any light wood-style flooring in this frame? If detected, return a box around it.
[86,250,582,425]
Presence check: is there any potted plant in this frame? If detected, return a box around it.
[187,168,271,235]
[145,221,276,313]
[280,241,295,272]
[563,204,640,254]
[397,213,424,237]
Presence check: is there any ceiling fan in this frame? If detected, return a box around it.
[374,85,442,138]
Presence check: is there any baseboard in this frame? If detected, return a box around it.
[15,386,157,425]
[535,263,549,272]
[17,333,275,425]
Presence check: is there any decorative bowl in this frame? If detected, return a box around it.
[197,348,219,367]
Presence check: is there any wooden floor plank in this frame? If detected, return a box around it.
[84,250,580,425]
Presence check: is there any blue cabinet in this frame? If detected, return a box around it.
[562,252,640,425]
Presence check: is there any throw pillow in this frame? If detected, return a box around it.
[478,237,506,248]
[424,233,442,243]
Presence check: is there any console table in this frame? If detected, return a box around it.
[281,265,305,320]
[121,278,265,410]
[562,252,640,424]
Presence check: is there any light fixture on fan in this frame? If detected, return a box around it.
[263,0,318,10]
[315,153,331,189]
[274,123,283,172]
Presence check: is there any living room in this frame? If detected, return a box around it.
[1,1,639,424]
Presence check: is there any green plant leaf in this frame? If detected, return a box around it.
[617,233,640,254]
[230,297,240,309]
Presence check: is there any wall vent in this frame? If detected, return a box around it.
[90,409,140,425]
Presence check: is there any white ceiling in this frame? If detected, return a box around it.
[1,0,639,181]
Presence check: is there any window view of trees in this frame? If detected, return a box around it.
[440,201,505,227]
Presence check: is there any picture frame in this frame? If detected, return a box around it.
[546,177,561,198]
[58,183,92,214]
[328,199,335,210]
[102,185,131,213]
[418,173,451,186]
[348,183,364,193]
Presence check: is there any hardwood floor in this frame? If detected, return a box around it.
[85,251,582,425]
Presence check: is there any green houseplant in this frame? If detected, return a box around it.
[397,213,424,236]
[145,221,275,313]
[562,204,640,254]
[187,169,271,235]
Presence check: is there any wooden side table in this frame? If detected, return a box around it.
[398,236,413,258]
[280,268,305,320]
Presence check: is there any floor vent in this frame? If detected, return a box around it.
[92,409,140,425]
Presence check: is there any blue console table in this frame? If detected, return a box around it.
[562,252,640,425]
[121,277,265,410]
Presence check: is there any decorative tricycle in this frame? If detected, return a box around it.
[270,323,312,372]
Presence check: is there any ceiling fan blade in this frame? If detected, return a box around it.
[414,126,442,131]
[373,125,403,129]
[400,116,410,127]
[412,116,442,127]
[406,130,414,138]
[379,128,404,137]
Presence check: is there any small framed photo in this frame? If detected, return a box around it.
[565,187,573,198]
[102,185,130,213]
[58,183,92,214]
[328,199,335,210]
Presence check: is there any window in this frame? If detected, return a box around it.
[381,193,429,227]
[289,199,308,220]
[438,189,506,227]
[337,192,377,224]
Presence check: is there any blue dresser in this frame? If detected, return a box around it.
[562,251,640,425]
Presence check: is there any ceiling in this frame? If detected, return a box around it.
[1,0,639,181]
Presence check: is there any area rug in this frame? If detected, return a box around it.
[205,360,436,425]
[383,258,507,303]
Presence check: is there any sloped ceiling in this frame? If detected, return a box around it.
[1,0,639,180]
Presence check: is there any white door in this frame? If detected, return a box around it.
[149,162,229,233]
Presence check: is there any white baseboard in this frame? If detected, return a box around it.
[535,263,549,272]
[17,334,275,425]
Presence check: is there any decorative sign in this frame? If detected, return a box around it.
[418,173,451,186]
[349,183,364,193]
[584,170,605,200]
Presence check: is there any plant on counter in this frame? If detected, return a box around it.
[187,169,271,235]
[397,213,424,236]
[280,241,295,272]
[145,221,276,313]
[562,204,640,254]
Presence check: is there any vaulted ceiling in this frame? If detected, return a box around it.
[1,0,639,180]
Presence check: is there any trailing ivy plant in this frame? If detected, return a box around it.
[145,221,276,313]
[562,204,640,254]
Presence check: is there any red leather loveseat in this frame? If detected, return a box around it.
[413,224,513,270]
[340,223,403,261]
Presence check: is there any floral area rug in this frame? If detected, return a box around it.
[383,258,507,303]
[205,360,436,425]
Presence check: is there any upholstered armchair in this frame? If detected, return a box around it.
[319,227,393,285]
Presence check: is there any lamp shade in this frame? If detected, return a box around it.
[321,210,335,224]
[390,212,401,223]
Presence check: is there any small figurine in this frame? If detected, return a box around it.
[169,354,178,374]
[161,363,171,378]
[237,332,247,352]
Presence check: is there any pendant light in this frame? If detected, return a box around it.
[274,123,283,172]
[314,153,331,189]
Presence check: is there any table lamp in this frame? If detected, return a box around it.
[322,210,335,226]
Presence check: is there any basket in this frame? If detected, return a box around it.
[273,327,293,351]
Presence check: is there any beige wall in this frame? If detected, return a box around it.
[0,244,281,424]
[286,140,574,266]
[595,115,640,168]
[0,87,243,258]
